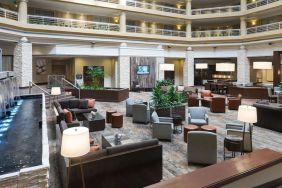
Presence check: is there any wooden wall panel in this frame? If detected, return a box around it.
[130,57,156,89]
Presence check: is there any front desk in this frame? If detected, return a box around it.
[229,86,268,99]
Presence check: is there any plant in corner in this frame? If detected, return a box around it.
[86,67,104,90]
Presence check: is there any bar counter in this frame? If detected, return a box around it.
[228,86,268,99]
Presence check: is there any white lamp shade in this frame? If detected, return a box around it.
[216,63,235,72]
[195,63,208,69]
[237,105,257,124]
[61,127,90,158]
[253,62,272,70]
[159,64,175,71]
[51,87,61,95]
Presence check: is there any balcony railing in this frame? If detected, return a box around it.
[126,0,186,15]
[192,29,240,38]
[28,15,120,32]
[247,22,282,34]
[192,5,241,15]
[0,7,18,21]
[247,0,280,9]
[126,25,186,37]
[94,0,119,3]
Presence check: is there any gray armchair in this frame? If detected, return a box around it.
[187,131,217,165]
[151,111,173,141]
[226,123,252,152]
[132,104,150,124]
[126,98,142,117]
[188,107,209,126]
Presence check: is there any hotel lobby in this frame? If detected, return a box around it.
[0,0,282,187]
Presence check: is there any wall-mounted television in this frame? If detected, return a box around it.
[137,65,150,75]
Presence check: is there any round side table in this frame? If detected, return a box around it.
[201,125,217,133]
[183,124,200,143]
[106,110,117,123]
[111,113,123,128]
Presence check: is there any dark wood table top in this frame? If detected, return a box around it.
[147,149,282,188]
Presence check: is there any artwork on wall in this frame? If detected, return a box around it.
[36,59,47,75]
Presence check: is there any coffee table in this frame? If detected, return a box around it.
[83,112,105,132]
[101,133,136,149]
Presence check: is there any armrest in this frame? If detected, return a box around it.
[152,122,173,129]
[226,123,244,130]
[159,117,173,123]
[205,114,209,124]
[227,129,251,136]
[66,121,80,128]
[188,113,191,123]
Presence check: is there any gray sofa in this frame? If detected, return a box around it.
[187,131,217,165]
[188,107,209,126]
[151,111,173,141]
[132,104,150,124]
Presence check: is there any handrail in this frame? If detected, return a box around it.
[61,78,80,99]
[0,7,18,21]
[247,0,280,9]
[192,29,240,38]
[192,5,241,15]
[126,25,186,37]
[247,21,282,34]
[29,81,51,107]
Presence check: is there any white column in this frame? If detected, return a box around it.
[151,0,156,9]
[14,37,32,87]
[140,21,147,33]
[151,22,156,34]
[119,0,126,6]
[120,11,126,33]
[156,57,165,81]
[117,43,130,88]
[184,47,194,86]
[237,45,250,85]
[240,16,247,36]
[186,20,192,38]
[186,0,192,15]
[241,0,247,12]
[18,0,28,24]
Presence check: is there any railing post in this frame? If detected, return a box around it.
[29,81,31,94]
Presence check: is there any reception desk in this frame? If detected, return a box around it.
[229,86,268,99]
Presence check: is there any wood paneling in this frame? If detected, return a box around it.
[130,57,156,89]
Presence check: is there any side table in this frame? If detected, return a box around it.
[224,135,244,160]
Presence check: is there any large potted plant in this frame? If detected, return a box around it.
[85,66,105,90]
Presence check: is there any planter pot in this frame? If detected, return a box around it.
[155,105,186,121]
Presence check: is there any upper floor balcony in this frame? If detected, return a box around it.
[192,5,241,15]
[0,7,18,21]
[247,21,282,34]
[94,0,119,3]
[247,0,280,10]
[126,25,186,37]
[192,29,241,38]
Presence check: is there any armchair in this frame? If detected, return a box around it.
[132,104,150,124]
[227,94,242,110]
[188,107,209,126]
[187,131,217,165]
[201,90,213,107]
[187,93,199,107]
[151,111,173,141]
[210,97,226,113]
[226,123,252,152]
[126,98,142,117]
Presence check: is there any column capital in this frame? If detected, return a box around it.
[20,37,29,43]
[186,20,192,24]
[187,46,193,51]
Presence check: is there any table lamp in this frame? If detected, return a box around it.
[61,127,90,188]
[237,105,257,152]
[51,87,61,95]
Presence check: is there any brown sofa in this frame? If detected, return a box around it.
[210,97,226,113]
[56,125,163,188]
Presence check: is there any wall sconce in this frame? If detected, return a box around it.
[176,25,182,30]
[251,19,257,26]
[113,17,119,23]
[176,3,182,9]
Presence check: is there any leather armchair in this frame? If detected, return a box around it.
[226,123,252,152]
[151,111,173,141]
[187,93,199,107]
[187,131,217,165]
[188,107,208,126]
[210,97,226,113]
[227,94,242,110]
[201,90,213,107]
[132,104,150,124]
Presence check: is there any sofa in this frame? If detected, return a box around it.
[56,124,163,188]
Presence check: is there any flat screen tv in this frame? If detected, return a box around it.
[137,65,150,75]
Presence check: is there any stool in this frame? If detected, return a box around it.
[224,135,244,160]
[183,124,200,143]
[111,113,123,128]
[201,125,217,133]
[106,110,117,123]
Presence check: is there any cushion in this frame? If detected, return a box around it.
[87,99,96,108]
[90,145,100,152]
[69,99,79,109]
[71,108,97,114]
[68,109,76,121]
[201,90,212,98]
[59,100,69,109]
[64,109,73,123]
[72,149,107,164]
[151,111,159,123]
[79,100,88,109]
[189,107,207,119]
[190,119,207,126]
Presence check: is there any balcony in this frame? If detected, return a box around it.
[0,7,18,21]
[28,15,120,32]
[192,5,241,15]
[247,21,282,34]
[126,25,186,37]
[94,0,119,3]
[126,0,186,15]
[247,0,280,10]
[192,29,240,38]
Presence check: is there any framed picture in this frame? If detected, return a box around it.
[36,59,47,75]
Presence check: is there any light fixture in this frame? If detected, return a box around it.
[51,87,61,95]
[113,17,119,23]
[61,127,90,188]
[176,25,182,30]
[159,64,175,71]
[216,63,235,72]
[195,63,208,69]
[253,61,272,70]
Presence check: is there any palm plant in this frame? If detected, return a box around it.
[87,67,104,89]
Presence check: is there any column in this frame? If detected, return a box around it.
[151,22,156,34]
[273,51,281,86]
[151,0,156,10]
[117,43,130,88]
[119,0,126,6]
[240,0,247,12]
[120,11,126,33]
[14,37,32,87]
[140,21,147,33]
[156,56,165,81]
[186,20,192,38]
[186,0,192,15]
[18,0,28,24]
[184,47,194,86]
[237,45,250,85]
[240,16,247,36]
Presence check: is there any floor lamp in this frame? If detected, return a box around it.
[61,127,90,188]
[237,105,257,153]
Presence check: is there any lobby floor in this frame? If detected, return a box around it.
[47,92,282,188]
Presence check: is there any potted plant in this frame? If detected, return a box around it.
[85,66,104,90]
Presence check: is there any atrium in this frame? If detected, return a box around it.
[0,0,281,187]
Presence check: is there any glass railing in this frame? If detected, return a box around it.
[192,29,240,38]
[126,25,186,37]
[0,7,18,21]
[28,15,120,32]
[94,0,119,3]
[192,5,241,15]
[247,0,280,9]
[247,22,282,34]
[126,0,186,15]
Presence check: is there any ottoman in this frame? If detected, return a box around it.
[111,113,123,128]
[184,124,200,143]
[106,109,117,123]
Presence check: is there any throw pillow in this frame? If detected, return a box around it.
[151,111,159,123]
[67,109,76,121]
[87,99,96,108]
[63,109,73,123]
[79,100,88,109]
